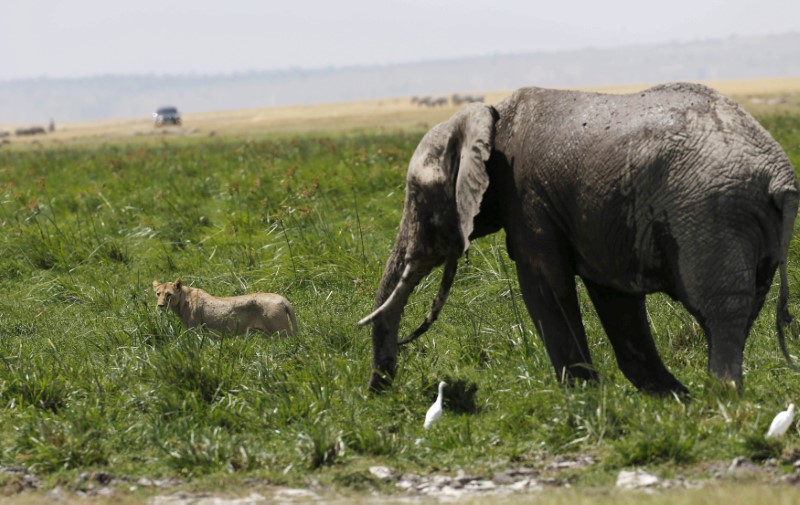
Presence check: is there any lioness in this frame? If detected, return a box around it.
[152,279,298,336]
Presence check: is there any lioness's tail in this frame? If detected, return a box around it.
[284,302,299,336]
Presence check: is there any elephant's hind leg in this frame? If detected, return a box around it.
[515,262,598,384]
[683,240,768,389]
[695,292,757,388]
[584,280,688,395]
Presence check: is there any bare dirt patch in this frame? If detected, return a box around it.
[3,458,800,504]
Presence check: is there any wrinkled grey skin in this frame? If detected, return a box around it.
[360,83,799,394]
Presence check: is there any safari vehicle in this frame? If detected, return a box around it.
[153,106,181,126]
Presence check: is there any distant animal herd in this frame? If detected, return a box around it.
[0,94,485,146]
[411,93,485,107]
[0,121,54,142]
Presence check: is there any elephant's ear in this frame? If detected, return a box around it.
[407,103,496,254]
[454,104,495,253]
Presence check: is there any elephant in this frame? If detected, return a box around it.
[359,82,799,395]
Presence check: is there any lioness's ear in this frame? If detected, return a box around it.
[174,278,182,289]
[152,280,160,291]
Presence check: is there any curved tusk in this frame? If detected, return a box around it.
[399,255,459,345]
[358,263,415,326]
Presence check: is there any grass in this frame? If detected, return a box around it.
[0,113,799,500]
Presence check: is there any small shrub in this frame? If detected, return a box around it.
[13,411,108,472]
[162,427,261,475]
[741,433,782,461]
[607,425,697,468]
[0,363,69,413]
[296,419,345,469]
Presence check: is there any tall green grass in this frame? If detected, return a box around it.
[0,119,799,491]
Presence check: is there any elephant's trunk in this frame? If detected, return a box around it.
[363,242,437,391]
[398,254,459,345]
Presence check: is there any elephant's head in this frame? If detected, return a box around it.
[359,103,497,390]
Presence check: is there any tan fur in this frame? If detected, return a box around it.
[152,279,298,336]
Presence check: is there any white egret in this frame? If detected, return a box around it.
[424,381,447,430]
[766,403,795,438]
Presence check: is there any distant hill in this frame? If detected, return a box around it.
[3,32,800,123]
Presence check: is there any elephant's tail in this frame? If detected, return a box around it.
[773,186,799,370]
[776,260,796,370]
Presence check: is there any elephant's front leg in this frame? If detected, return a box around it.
[583,280,688,395]
[515,260,598,384]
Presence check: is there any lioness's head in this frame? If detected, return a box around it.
[152,279,183,311]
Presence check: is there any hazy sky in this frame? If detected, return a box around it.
[3,0,799,80]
